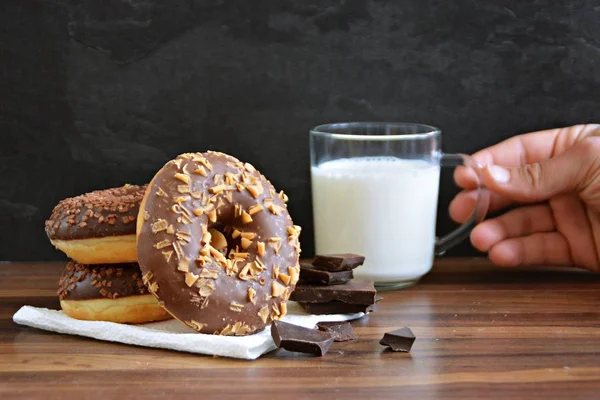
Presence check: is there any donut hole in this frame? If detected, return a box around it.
[207,222,246,259]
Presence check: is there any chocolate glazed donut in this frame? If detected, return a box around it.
[58,261,171,323]
[137,152,301,335]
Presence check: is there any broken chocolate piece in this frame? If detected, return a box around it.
[290,280,376,304]
[379,327,415,352]
[300,301,378,315]
[316,321,357,342]
[271,321,334,356]
[312,253,365,272]
[299,264,353,285]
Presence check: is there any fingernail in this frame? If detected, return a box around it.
[488,165,510,183]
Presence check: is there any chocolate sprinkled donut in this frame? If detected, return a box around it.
[45,184,147,264]
[58,262,148,301]
[58,261,171,323]
[137,152,301,335]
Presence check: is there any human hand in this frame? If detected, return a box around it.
[450,124,600,271]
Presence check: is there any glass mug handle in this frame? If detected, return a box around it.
[435,153,490,255]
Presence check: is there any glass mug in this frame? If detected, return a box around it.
[310,122,489,290]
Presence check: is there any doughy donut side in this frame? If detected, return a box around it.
[60,295,171,323]
[50,235,137,264]
[137,151,301,336]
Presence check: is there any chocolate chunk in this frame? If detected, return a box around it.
[312,254,365,272]
[290,280,376,304]
[379,327,416,352]
[316,321,357,341]
[299,264,353,285]
[300,301,378,315]
[271,321,334,356]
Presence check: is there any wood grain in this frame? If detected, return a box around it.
[2,259,600,399]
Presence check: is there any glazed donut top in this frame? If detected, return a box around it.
[137,151,301,335]
[58,261,148,301]
[45,184,147,241]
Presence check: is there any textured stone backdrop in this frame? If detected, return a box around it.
[2,0,599,261]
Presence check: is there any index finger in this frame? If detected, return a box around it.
[455,124,600,189]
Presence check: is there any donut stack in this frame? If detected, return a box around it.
[45,151,302,335]
[45,184,171,323]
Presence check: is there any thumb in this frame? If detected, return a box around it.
[482,139,600,203]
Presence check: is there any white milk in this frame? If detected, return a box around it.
[311,157,441,285]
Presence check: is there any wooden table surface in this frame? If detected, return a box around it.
[2,259,600,399]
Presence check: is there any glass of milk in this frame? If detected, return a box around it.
[310,122,489,290]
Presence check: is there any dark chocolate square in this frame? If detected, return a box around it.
[271,321,334,356]
[300,301,378,315]
[312,254,365,272]
[290,279,376,304]
[299,264,353,285]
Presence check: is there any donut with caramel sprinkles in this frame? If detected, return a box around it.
[136,152,301,335]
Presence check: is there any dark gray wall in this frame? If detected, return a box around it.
[2,0,599,261]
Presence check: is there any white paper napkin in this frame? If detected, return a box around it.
[13,302,363,360]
